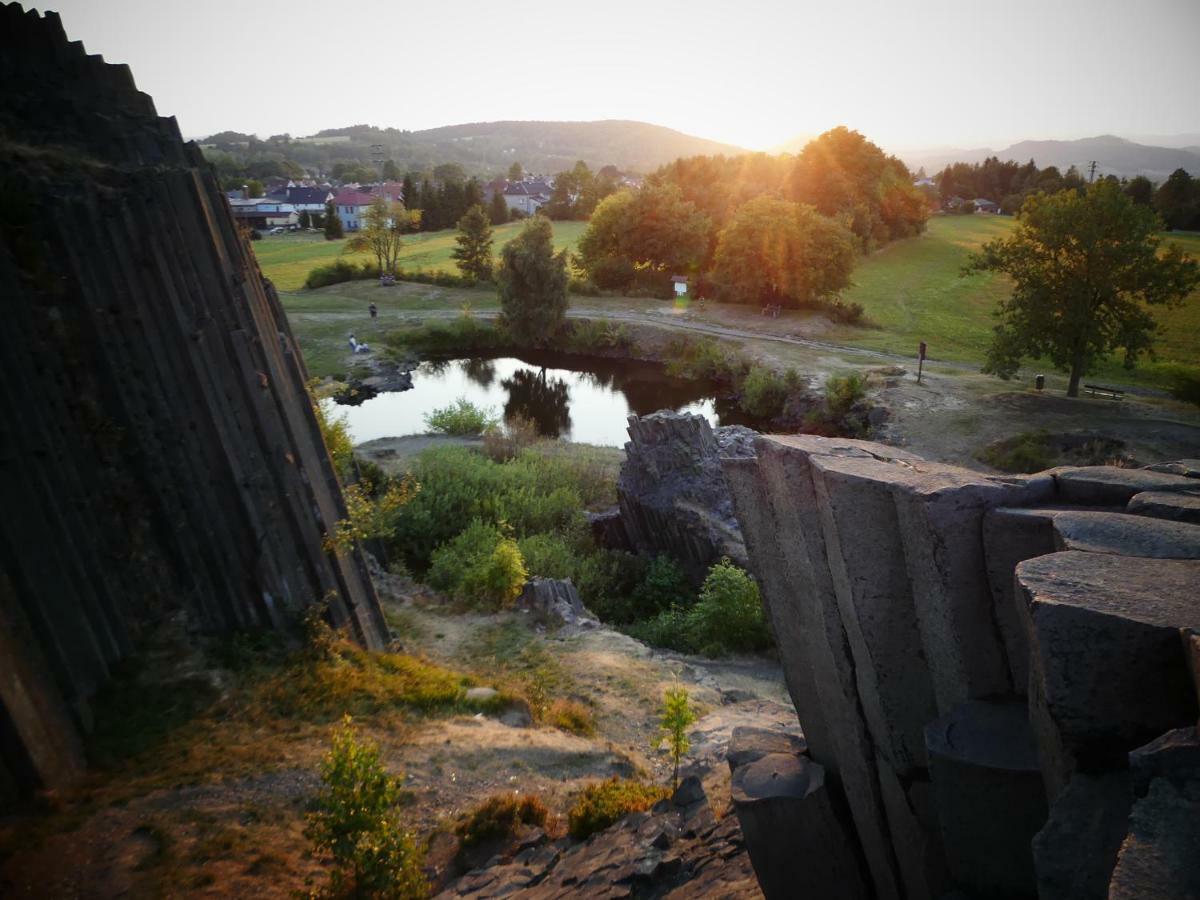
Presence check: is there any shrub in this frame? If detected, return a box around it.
[305,259,381,289]
[1161,362,1200,407]
[823,298,866,325]
[567,276,601,296]
[740,365,805,420]
[805,372,871,436]
[654,684,696,790]
[559,319,635,355]
[424,397,499,436]
[427,520,527,608]
[545,699,595,736]
[977,431,1057,474]
[662,335,746,384]
[482,415,541,462]
[324,476,418,553]
[628,555,694,619]
[311,386,354,479]
[587,256,636,290]
[455,794,550,848]
[567,779,670,840]
[687,558,770,654]
[304,717,428,899]
[384,317,510,358]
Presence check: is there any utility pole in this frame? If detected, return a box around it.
[371,143,385,184]
[1088,160,1098,183]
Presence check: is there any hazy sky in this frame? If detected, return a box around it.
[42,0,1200,152]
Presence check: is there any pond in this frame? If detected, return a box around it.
[327,350,759,447]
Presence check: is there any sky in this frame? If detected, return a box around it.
[41,0,1200,153]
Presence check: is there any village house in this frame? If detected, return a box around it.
[227,197,298,230]
[503,179,553,215]
[332,188,376,231]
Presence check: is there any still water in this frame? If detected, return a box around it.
[329,351,755,447]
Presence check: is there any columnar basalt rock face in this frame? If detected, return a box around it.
[722,435,1200,899]
[0,4,387,805]
[617,412,755,582]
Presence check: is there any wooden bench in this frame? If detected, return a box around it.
[1083,384,1124,400]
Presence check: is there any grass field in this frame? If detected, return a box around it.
[253,220,588,291]
[825,216,1200,386]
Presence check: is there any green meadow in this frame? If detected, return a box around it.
[253,220,588,292]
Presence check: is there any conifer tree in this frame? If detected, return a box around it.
[324,200,344,240]
[497,216,568,344]
[488,190,510,225]
[451,204,495,282]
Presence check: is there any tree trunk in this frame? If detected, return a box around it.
[1067,364,1083,398]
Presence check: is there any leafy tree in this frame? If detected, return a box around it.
[246,179,264,198]
[488,189,510,225]
[496,216,569,344]
[712,196,856,307]
[451,204,495,282]
[305,717,427,898]
[298,210,311,229]
[324,200,344,240]
[964,181,1200,396]
[381,158,401,181]
[653,683,696,791]
[508,161,524,182]
[345,198,420,274]
[576,185,710,287]
[1155,169,1200,230]
[1124,175,1155,207]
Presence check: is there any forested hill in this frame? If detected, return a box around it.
[202,120,747,177]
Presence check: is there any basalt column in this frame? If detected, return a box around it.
[0,4,388,806]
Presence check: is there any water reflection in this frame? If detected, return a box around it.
[329,352,759,447]
[501,368,571,436]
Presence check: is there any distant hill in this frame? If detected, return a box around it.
[202,120,748,177]
[902,135,1200,181]
[770,133,818,155]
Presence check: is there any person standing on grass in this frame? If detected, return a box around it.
[368,302,378,324]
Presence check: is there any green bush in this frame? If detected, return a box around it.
[740,366,805,420]
[628,555,694,619]
[662,335,747,384]
[427,520,527,608]
[567,276,601,296]
[305,259,381,289]
[977,431,1057,474]
[628,558,769,656]
[424,397,499,436]
[389,446,610,571]
[805,372,871,436]
[455,794,550,848]
[1160,362,1200,407]
[559,319,635,355]
[310,385,354,480]
[567,779,670,840]
[305,717,428,898]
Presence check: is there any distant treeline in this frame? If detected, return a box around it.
[933,157,1200,229]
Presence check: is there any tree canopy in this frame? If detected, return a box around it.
[964,180,1199,396]
[712,197,856,307]
[497,216,569,345]
[344,198,420,274]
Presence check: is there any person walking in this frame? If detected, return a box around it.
[368,302,378,322]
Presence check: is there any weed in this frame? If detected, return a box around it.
[545,699,596,737]
[454,794,550,847]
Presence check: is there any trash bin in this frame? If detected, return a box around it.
[1035,374,1045,391]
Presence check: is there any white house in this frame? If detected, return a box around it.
[332,189,375,231]
[228,198,298,230]
[503,180,552,216]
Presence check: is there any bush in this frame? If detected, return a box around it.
[662,335,746,384]
[482,415,542,462]
[805,372,871,436]
[424,397,499,436]
[305,259,382,289]
[384,318,510,358]
[559,319,635,355]
[740,365,804,420]
[567,276,601,297]
[312,390,355,480]
[427,520,527,608]
[628,558,769,656]
[304,717,428,899]
[628,555,694,620]
[588,257,636,290]
[822,298,866,324]
[567,779,670,840]
[455,794,550,848]
[1160,362,1200,407]
[977,431,1057,474]
[389,446,609,571]
[545,698,595,736]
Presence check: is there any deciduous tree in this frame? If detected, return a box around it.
[965,181,1199,396]
[452,204,495,282]
[497,216,568,344]
[344,198,419,274]
[712,196,856,307]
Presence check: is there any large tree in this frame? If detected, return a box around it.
[496,216,568,344]
[323,200,343,240]
[1155,168,1199,231]
[712,196,856,307]
[488,190,509,225]
[965,180,1199,396]
[451,204,495,282]
[344,198,419,274]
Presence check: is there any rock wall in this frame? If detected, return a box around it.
[724,436,1200,899]
[0,4,387,807]
[616,412,754,582]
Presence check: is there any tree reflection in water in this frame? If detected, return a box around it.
[501,368,571,437]
[461,357,496,388]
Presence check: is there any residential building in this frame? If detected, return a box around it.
[332,189,375,231]
[227,198,298,230]
[503,179,553,216]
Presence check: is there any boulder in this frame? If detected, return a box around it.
[1127,490,1200,525]
[731,752,868,900]
[1017,552,1200,798]
[514,578,597,629]
[925,699,1047,898]
[1047,510,1200,557]
[1129,728,1200,797]
[617,412,756,582]
[1053,466,1197,506]
[1032,771,1133,900]
[1143,459,1200,479]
